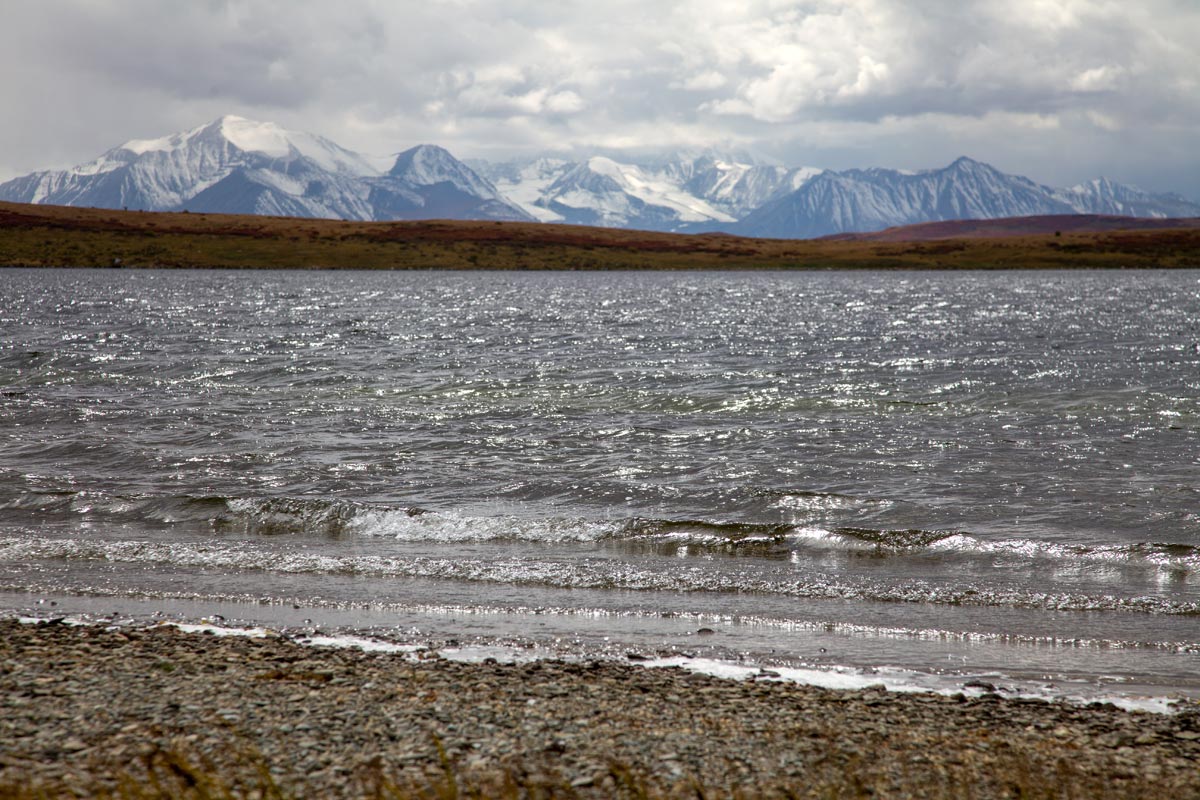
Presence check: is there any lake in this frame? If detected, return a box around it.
[1,268,1197,708]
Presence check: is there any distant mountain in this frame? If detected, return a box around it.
[4,118,1196,236]
[0,116,531,223]
[733,157,1200,238]
[472,150,823,232]
[1054,178,1200,219]
[466,157,568,223]
[680,158,823,220]
[0,116,381,219]
[367,144,532,221]
[536,156,738,230]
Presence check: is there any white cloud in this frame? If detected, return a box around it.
[545,91,584,114]
[1070,66,1123,92]
[674,71,728,91]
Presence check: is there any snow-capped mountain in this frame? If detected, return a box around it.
[733,157,1200,239]
[367,144,532,222]
[535,156,737,230]
[0,116,530,223]
[2,117,1196,235]
[0,116,379,219]
[472,150,823,231]
[1055,178,1200,219]
[681,159,823,220]
[473,158,572,223]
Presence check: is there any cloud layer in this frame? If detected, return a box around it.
[2,0,1197,196]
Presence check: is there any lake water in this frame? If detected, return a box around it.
[1,268,1197,708]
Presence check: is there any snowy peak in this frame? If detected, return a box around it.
[682,161,822,219]
[118,118,211,156]
[217,115,292,158]
[472,148,823,230]
[944,155,989,172]
[2,118,1196,235]
[734,159,1068,238]
[535,155,738,230]
[114,115,378,177]
[735,158,1200,238]
[545,158,628,197]
[370,144,532,222]
[0,116,527,223]
[471,157,571,223]
[1055,177,1199,218]
[388,144,497,196]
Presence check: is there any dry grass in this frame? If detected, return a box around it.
[0,735,1188,800]
[1,201,1198,271]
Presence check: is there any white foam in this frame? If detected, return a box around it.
[440,645,542,664]
[647,656,927,693]
[348,508,616,543]
[644,657,1184,714]
[930,533,1199,570]
[170,621,274,638]
[299,633,425,654]
[147,619,1193,715]
[8,614,1188,714]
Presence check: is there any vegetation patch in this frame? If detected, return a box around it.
[2,202,1198,270]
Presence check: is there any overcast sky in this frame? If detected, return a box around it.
[2,0,1197,197]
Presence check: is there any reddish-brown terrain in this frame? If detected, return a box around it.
[1,201,1198,270]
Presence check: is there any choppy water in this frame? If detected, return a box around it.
[2,268,1198,706]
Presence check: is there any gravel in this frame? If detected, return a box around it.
[1,619,1198,798]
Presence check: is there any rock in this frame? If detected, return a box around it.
[964,680,997,693]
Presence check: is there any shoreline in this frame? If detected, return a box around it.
[2,619,1198,798]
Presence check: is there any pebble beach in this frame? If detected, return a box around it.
[1,618,1198,799]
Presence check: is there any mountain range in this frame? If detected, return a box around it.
[0,116,532,224]
[2,115,1197,238]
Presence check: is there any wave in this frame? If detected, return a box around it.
[1,534,1197,616]
[0,491,418,537]
[3,489,1198,572]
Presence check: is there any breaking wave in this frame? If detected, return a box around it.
[1,533,1197,616]
[3,489,1198,572]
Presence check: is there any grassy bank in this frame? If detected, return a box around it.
[0,739,1185,800]
[2,201,1199,270]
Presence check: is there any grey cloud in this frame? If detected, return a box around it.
[0,0,1196,198]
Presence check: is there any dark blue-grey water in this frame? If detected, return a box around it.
[1,268,1197,707]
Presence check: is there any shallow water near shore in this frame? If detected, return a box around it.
[1,267,1198,707]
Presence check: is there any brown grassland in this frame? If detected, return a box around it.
[1,202,1199,271]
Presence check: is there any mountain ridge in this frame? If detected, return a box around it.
[2,117,1196,237]
[0,116,531,223]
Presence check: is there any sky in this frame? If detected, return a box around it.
[2,0,1198,198]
